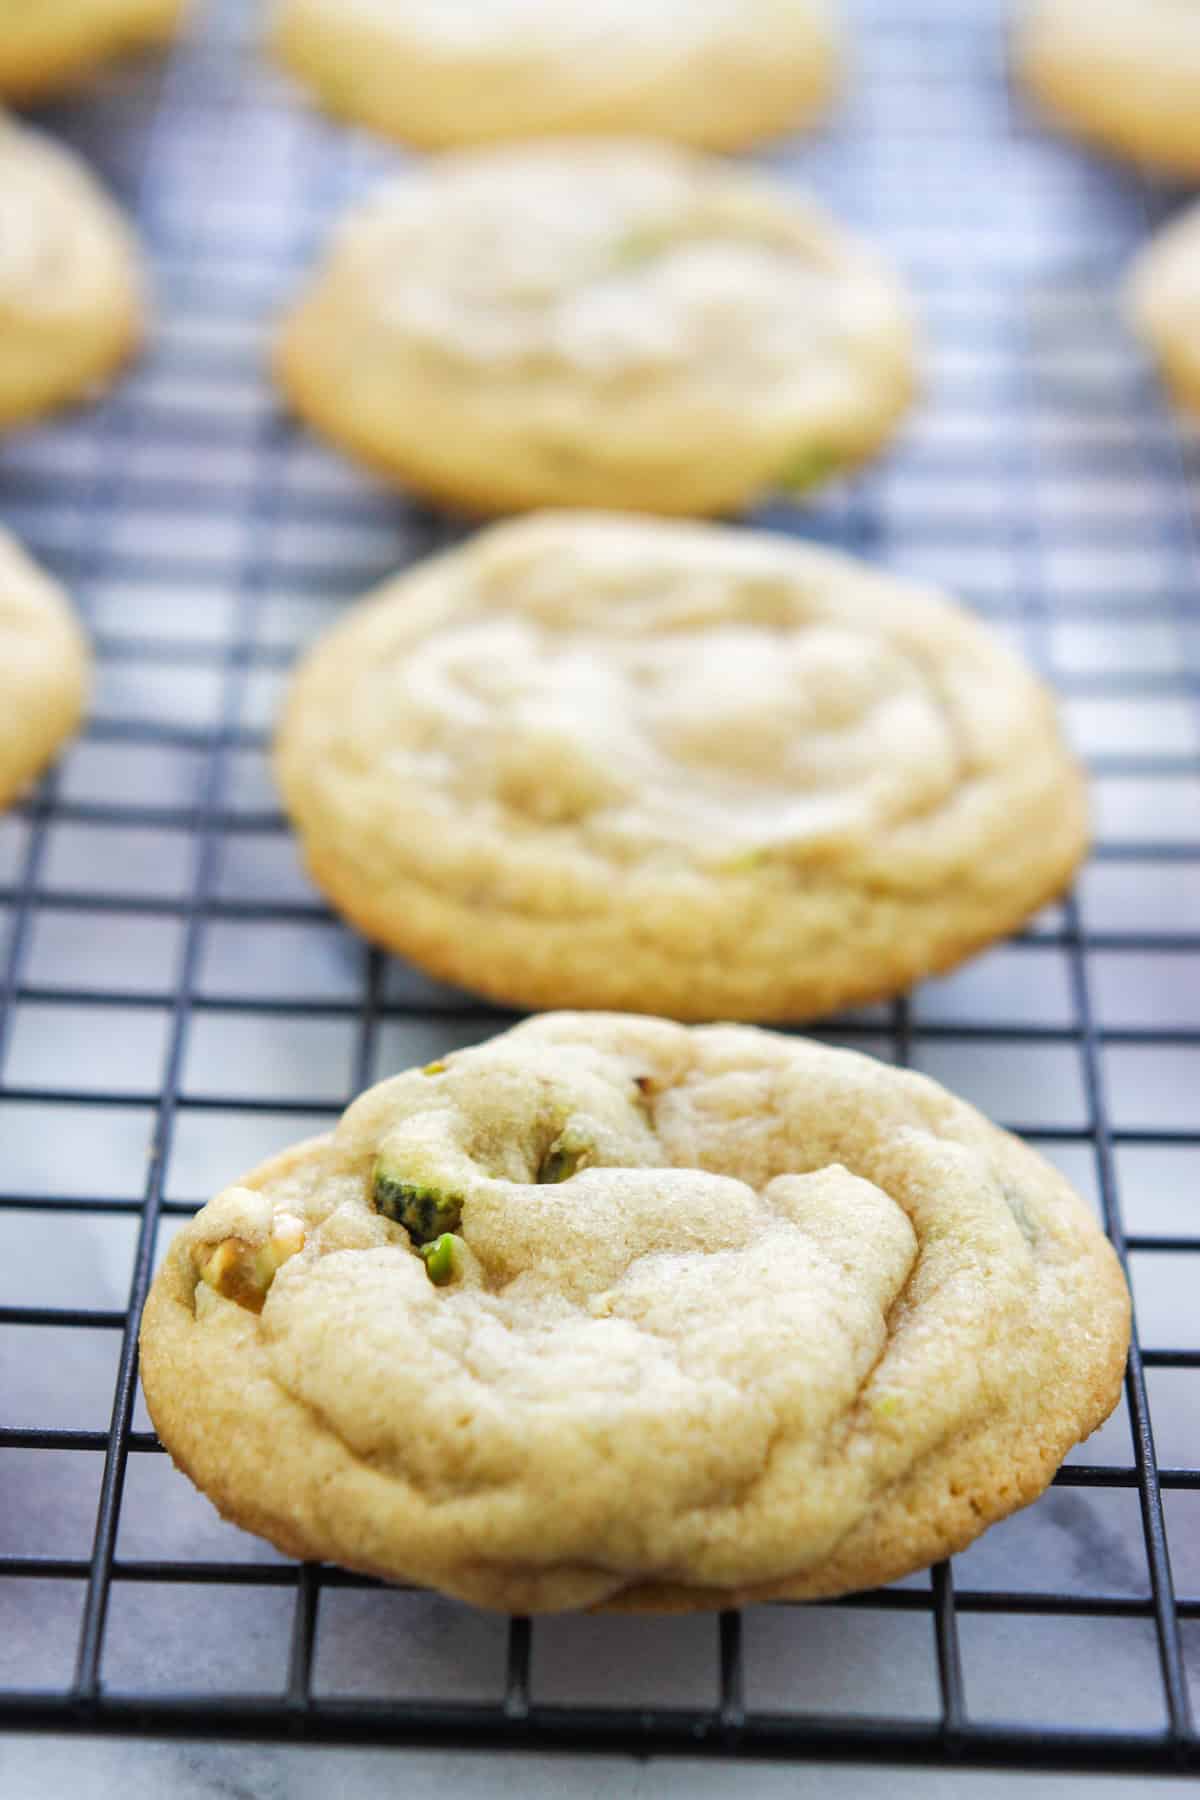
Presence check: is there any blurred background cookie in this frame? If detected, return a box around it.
[0,0,187,102]
[274,513,1087,1023]
[275,140,916,518]
[0,112,145,428]
[269,0,840,151]
[1014,0,1200,177]
[1127,202,1200,416]
[0,530,89,809]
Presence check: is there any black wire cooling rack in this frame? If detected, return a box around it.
[0,0,1198,1777]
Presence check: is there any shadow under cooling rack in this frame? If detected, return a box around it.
[0,0,1199,1776]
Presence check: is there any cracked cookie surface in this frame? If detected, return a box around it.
[275,139,914,518]
[275,512,1087,1022]
[140,1013,1130,1613]
[0,0,186,102]
[0,112,145,428]
[270,0,840,153]
[0,530,90,808]
[1015,0,1200,177]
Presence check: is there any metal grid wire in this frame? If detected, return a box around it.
[0,0,1198,1775]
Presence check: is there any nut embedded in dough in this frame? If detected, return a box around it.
[537,1124,597,1185]
[373,1140,465,1244]
[418,1233,464,1287]
[192,1212,307,1316]
[139,1014,1131,1613]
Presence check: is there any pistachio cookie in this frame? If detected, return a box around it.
[270,0,839,153]
[140,1013,1130,1613]
[1127,203,1200,417]
[1015,0,1200,178]
[0,113,145,429]
[0,0,186,102]
[0,532,89,808]
[275,513,1087,1023]
[274,140,915,518]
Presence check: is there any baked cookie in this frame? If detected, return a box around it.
[274,513,1088,1023]
[0,112,145,429]
[140,1013,1130,1613]
[0,531,90,808]
[0,0,186,102]
[1015,0,1200,178]
[270,0,840,153]
[274,140,916,519]
[1127,203,1200,417]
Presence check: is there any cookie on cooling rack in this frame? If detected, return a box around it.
[274,512,1088,1023]
[0,113,145,429]
[0,0,187,102]
[274,140,915,519]
[1014,0,1200,177]
[139,1012,1130,1613]
[0,531,89,809]
[1126,203,1200,418]
[269,0,840,152]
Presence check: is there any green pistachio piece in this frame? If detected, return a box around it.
[419,1232,463,1287]
[537,1126,595,1185]
[775,444,842,496]
[421,1060,447,1076]
[1001,1185,1038,1246]
[612,223,675,268]
[713,847,769,875]
[373,1156,463,1243]
[192,1213,306,1315]
[630,1075,657,1121]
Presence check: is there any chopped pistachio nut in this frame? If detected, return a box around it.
[775,444,842,496]
[421,1060,447,1076]
[611,222,675,267]
[537,1125,595,1185]
[1001,1186,1039,1247]
[713,847,769,875]
[373,1153,463,1244]
[419,1232,463,1287]
[192,1212,306,1315]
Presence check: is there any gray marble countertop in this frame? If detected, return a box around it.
[0,1741,1193,1800]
